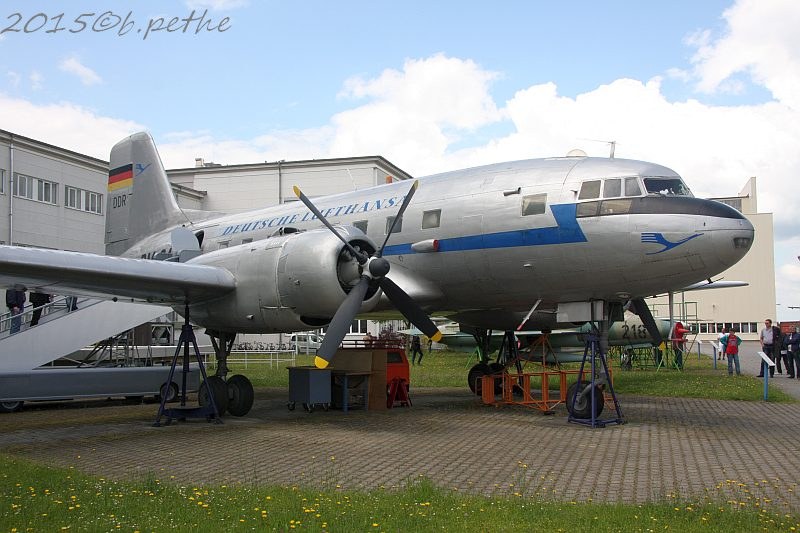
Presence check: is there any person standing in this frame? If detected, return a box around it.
[759,319,781,378]
[29,291,51,327]
[721,327,742,376]
[787,326,800,380]
[717,330,725,360]
[410,335,424,365]
[5,288,26,334]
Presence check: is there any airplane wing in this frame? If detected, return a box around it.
[681,279,749,291]
[0,245,236,304]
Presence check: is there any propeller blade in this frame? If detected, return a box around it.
[629,298,664,347]
[379,276,442,342]
[377,181,418,256]
[293,185,368,264]
[314,277,370,368]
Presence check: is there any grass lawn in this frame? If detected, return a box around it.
[218,348,795,403]
[2,454,797,532]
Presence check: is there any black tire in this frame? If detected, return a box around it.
[567,381,605,419]
[488,362,506,394]
[0,401,23,413]
[158,381,179,403]
[226,374,254,417]
[198,376,229,415]
[467,363,492,395]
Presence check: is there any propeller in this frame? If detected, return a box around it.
[293,181,442,369]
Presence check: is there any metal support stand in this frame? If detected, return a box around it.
[153,303,222,426]
[568,328,624,428]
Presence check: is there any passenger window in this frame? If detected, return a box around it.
[422,209,441,229]
[521,194,547,216]
[241,238,253,244]
[218,240,230,249]
[624,177,642,196]
[603,178,621,198]
[578,180,601,200]
[353,220,368,233]
[385,215,403,234]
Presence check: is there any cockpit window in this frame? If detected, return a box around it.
[643,177,692,197]
[603,178,621,198]
[578,180,601,200]
[624,177,642,197]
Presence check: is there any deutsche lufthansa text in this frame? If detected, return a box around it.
[1,10,231,40]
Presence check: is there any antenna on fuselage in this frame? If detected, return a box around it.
[579,138,617,158]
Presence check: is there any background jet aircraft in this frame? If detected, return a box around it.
[0,132,754,416]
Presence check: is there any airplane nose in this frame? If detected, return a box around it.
[709,216,754,270]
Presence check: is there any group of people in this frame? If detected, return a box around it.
[4,288,76,334]
[715,319,800,378]
[758,319,800,379]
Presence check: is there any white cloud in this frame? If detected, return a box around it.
[59,57,102,86]
[689,0,800,110]
[0,94,143,160]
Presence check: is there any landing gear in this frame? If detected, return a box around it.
[198,376,229,415]
[566,381,604,419]
[206,331,255,417]
[467,362,491,394]
[226,374,254,416]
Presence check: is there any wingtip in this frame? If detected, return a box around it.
[314,356,329,369]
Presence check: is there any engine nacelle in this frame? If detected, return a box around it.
[185,227,381,333]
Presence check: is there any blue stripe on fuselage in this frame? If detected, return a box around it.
[382,203,587,256]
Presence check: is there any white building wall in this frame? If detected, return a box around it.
[0,131,107,253]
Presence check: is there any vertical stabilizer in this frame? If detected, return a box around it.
[106,132,183,256]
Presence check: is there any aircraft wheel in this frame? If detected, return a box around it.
[488,362,506,394]
[158,381,179,403]
[467,363,491,395]
[0,401,23,413]
[226,374,254,417]
[199,376,229,415]
[566,381,604,419]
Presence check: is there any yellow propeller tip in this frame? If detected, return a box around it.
[292,185,301,197]
[314,356,329,369]
[431,331,442,342]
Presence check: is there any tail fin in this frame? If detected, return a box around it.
[106,132,184,255]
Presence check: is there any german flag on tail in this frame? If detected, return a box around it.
[108,164,133,191]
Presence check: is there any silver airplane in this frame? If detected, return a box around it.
[0,132,754,416]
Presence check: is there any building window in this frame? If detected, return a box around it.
[521,194,547,216]
[13,173,57,205]
[349,320,369,334]
[386,215,402,234]
[0,169,5,194]
[65,186,102,214]
[422,209,441,229]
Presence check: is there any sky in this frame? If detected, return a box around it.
[1,0,799,320]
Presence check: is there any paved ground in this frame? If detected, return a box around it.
[2,342,800,514]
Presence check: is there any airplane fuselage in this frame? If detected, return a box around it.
[123,156,754,331]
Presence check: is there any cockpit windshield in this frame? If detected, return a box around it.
[643,177,693,197]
